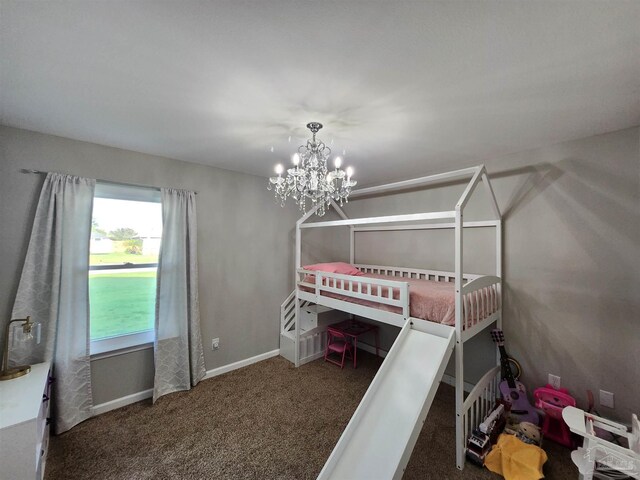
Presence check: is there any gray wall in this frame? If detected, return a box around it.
[1,125,638,420]
[327,127,640,421]
[0,126,299,405]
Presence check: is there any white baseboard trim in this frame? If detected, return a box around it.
[440,374,475,393]
[203,348,280,380]
[92,388,153,416]
[92,349,281,416]
[91,347,477,418]
[356,341,388,358]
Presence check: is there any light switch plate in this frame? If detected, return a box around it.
[548,374,561,390]
[599,390,614,408]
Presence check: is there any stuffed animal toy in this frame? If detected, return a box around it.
[516,422,542,446]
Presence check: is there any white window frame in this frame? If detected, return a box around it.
[90,331,154,357]
[89,182,161,356]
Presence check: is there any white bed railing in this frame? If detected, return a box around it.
[297,268,410,317]
[356,264,480,283]
[462,365,501,443]
[461,276,501,340]
[296,265,500,339]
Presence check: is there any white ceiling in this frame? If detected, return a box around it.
[2,1,639,186]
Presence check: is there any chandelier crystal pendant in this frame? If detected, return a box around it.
[268,122,357,216]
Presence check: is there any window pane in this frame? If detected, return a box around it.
[89,194,162,344]
[90,198,162,266]
[89,269,156,340]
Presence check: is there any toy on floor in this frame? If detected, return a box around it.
[480,403,506,439]
[491,329,539,425]
[484,433,548,480]
[504,417,542,445]
[466,403,507,466]
[534,384,576,447]
[466,429,492,466]
[562,406,639,479]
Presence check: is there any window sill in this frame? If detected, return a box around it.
[90,330,154,360]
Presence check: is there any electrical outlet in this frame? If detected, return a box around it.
[212,338,220,350]
[600,390,614,408]
[548,374,561,390]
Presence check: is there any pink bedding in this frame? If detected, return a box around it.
[300,273,496,326]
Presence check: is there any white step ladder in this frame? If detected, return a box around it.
[318,318,455,480]
[279,291,343,366]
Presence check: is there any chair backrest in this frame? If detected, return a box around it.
[327,327,348,341]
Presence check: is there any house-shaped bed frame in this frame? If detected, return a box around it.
[279,165,504,477]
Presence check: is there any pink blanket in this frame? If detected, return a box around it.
[300,273,495,326]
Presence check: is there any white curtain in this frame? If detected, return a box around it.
[11,173,95,434]
[153,188,206,402]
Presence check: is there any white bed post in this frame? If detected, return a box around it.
[295,204,322,367]
[454,205,464,470]
[495,219,503,335]
[294,220,302,367]
[481,170,503,363]
[453,165,484,469]
[349,227,355,264]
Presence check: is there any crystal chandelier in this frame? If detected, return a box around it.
[268,122,357,216]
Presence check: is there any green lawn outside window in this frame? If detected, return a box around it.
[89,270,156,340]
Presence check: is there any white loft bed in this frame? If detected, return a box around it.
[279,165,503,476]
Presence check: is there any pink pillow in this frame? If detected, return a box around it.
[303,262,364,276]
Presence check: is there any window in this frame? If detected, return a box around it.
[89,183,162,355]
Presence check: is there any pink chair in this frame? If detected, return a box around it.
[324,327,354,369]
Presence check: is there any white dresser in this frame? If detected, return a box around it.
[0,362,52,480]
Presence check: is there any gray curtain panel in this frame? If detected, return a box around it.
[11,173,95,434]
[153,188,206,403]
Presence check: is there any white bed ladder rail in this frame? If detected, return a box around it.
[280,290,296,334]
[280,290,309,335]
[280,291,324,366]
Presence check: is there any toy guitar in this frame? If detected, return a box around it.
[491,329,539,425]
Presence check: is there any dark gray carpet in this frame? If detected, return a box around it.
[45,353,576,479]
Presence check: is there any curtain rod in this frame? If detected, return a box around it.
[21,169,198,194]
